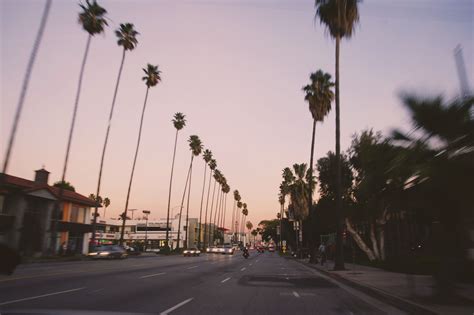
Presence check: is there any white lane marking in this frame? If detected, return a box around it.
[292,291,300,298]
[139,272,166,279]
[249,263,252,266]
[187,265,198,270]
[221,277,231,283]
[240,267,246,271]
[91,288,104,293]
[255,259,259,263]
[0,287,85,306]
[160,297,194,315]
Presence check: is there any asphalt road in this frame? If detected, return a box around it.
[0,250,405,315]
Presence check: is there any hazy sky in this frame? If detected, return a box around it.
[1,0,472,226]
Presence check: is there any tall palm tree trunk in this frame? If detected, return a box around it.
[197,163,207,248]
[203,169,213,248]
[184,157,194,249]
[165,128,179,248]
[51,34,92,252]
[92,48,127,244]
[176,160,192,250]
[308,119,316,209]
[334,36,344,270]
[208,178,217,245]
[3,0,51,174]
[212,187,220,241]
[120,86,150,245]
[222,193,228,230]
[217,190,223,229]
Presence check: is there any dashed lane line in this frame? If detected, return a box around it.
[187,265,198,270]
[240,267,246,271]
[139,272,166,279]
[221,277,231,283]
[0,287,85,306]
[160,298,194,315]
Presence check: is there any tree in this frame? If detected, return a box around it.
[165,112,186,248]
[246,221,253,232]
[103,197,110,219]
[315,0,361,270]
[184,135,203,248]
[251,229,258,245]
[53,181,75,192]
[391,94,474,294]
[92,22,139,244]
[232,190,241,241]
[221,183,230,230]
[204,158,216,248]
[303,70,334,210]
[259,219,279,242]
[119,63,161,245]
[3,0,52,173]
[347,130,400,261]
[207,166,220,246]
[88,193,103,205]
[236,200,243,241]
[197,149,212,248]
[51,0,108,253]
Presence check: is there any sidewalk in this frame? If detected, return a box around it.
[297,259,474,315]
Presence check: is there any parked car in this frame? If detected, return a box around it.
[145,247,160,254]
[88,245,127,259]
[123,245,141,256]
[183,248,201,257]
[206,246,218,253]
[222,245,235,255]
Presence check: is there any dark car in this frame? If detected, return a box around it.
[88,245,127,259]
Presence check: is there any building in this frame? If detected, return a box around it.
[0,169,98,256]
[93,214,217,249]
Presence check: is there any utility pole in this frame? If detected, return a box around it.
[143,210,150,251]
[454,45,471,98]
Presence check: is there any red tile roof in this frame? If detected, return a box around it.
[1,173,99,207]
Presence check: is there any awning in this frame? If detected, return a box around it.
[56,221,93,234]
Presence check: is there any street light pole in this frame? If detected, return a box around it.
[143,210,150,252]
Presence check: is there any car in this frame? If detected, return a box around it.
[145,247,161,254]
[183,248,201,257]
[206,246,218,253]
[222,245,234,255]
[268,246,275,252]
[88,245,127,259]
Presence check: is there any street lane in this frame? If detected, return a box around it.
[0,251,405,314]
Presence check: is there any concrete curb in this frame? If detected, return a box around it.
[290,257,439,315]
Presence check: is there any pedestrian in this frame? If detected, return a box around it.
[318,243,326,266]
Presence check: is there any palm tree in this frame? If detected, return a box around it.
[246,221,253,234]
[92,23,139,244]
[217,177,226,230]
[232,190,241,241]
[203,158,216,248]
[241,205,248,243]
[165,113,186,248]
[2,0,52,173]
[184,136,203,248]
[103,197,110,219]
[197,149,212,248]
[208,168,221,245]
[315,0,360,270]
[236,200,243,242]
[213,174,224,240]
[221,183,230,230]
[119,63,161,245]
[51,0,108,253]
[302,70,334,210]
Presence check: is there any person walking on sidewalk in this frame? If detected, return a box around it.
[318,243,327,266]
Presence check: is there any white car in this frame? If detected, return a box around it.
[206,246,218,253]
[221,245,234,255]
[183,248,201,257]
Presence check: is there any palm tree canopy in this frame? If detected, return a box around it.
[223,183,230,193]
[303,70,335,121]
[172,112,186,130]
[78,0,108,36]
[246,221,253,230]
[314,0,360,39]
[242,203,247,210]
[213,169,222,181]
[237,201,243,208]
[233,190,241,201]
[243,208,249,216]
[282,167,295,184]
[188,135,203,157]
[278,193,285,205]
[115,23,139,51]
[103,197,110,207]
[209,159,217,170]
[142,64,161,88]
[203,149,213,163]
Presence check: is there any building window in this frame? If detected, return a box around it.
[70,206,85,223]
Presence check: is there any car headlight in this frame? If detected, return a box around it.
[88,252,98,256]
[99,251,110,256]
[196,250,201,254]
[184,250,190,254]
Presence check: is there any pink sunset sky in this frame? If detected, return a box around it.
[1,0,472,226]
